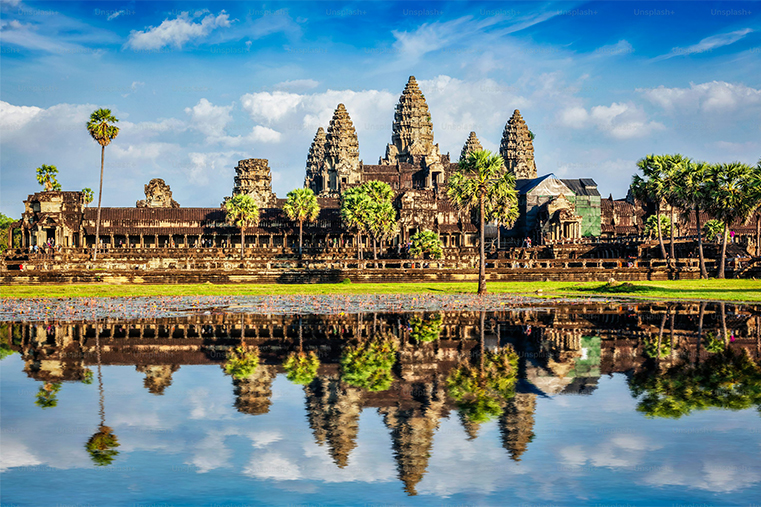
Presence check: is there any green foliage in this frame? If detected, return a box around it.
[409,230,443,260]
[283,351,320,385]
[447,347,519,423]
[224,194,260,229]
[87,109,120,147]
[703,332,725,354]
[643,335,672,359]
[224,346,260,380]
[448,150,519,227]
[340,181,398,255]
[36,164,61,191]
[35,382,61,409]
[82,368,94,384]
[644,214,671,238]
[82,188,94,206]
[629,349,761,419]
[86,426,120,466]
[340,335,398,392]
[341,277,352,284]
[703,219,727,243]
[409,313,442,343]
[0,213,17,253]
[283,188,320,224]
[0,340,16,361]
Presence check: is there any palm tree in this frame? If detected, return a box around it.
[677,161,711,278]
[340,186,372,264]
[224,194,260,260]
[362,181,398,260]
[36,164,61,191]
[409,230,443,260]
[447,150,519,295]
[632,155,667,259]
[82,188,94,208]
[660,154,690,262]
[86,322,120,466]
[283,188,320,257]
[86,109,119,260]
[705,162,760,278]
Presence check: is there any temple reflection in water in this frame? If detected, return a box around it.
[4,303,760,496]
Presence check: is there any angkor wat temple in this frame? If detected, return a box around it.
[5,76,759,280]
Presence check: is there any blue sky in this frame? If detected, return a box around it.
[1,1,760,217]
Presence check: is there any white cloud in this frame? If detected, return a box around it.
[0,440,41,472]
[240,91,303,123]
[558,101,664,139]
[0,101,43,130]
[185,98,233,139]
[243,452,301,481]
[593,40,634,57]
[658,28,753,60]
[640,81,761,113]
[107,10,125,21]
[126,11,232,50]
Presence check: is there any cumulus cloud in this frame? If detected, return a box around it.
[558,101,664,139]
[639,81,761,113]
[185,98,234,139]
[275,79,320,92]
[658,28,753,60]
[125,11,231,50]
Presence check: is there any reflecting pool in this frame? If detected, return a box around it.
[1,298,760,506]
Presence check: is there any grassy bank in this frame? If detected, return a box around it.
[1,279,758,302]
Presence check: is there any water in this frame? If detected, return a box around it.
[1,298,760,506]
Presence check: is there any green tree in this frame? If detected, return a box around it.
[677,161,711,278]
[224,346,260,380]
[704,162,760,278]
[340,334,398,392]
[409,230,443,260]
[644,214,671,239]
[36,164,61,191]
[82,187,94,207]
[224,194,260,260]
[632,155,668,259]
[659,154,690,261]
[409,313,443,343]
[283,188,320,257]
[35,382,61,409]
[340,186,372,263]
[703,219,727,243]
[447,150,519,295]
[283,351,320,385]
[86,426,120,466]
[86,109,119,260]
[0,213,16,253]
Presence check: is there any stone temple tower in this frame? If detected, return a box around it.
[230,158,277,208]
[304,127,328,195]
[381,76,445,186]
[321,104,362,196]
[500,110,537,179]
[460,131,483,161]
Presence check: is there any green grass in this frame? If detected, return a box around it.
[1,279,758,302]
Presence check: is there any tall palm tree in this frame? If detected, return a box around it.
[660,154,690,262]
[362,180,398,260]
[86,109,119,260]
[633,155,667,259]
[705,162,760,278]
[86,322,120,466]
[447,150,519,295]
[677,161,711,278]
[340,186,372,264]
[224,194,260,260]
[36,164,61,191]
[283,188,320,257]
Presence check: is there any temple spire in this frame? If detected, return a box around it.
[381,76,439,167]
[305,127,328,195]
[324,104,361,194]
[500,109,537,179]
[460,132,483,161]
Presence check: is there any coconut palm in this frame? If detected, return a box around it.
[86,109,119,260]
[224,194,260,260]
[704,162,760,278]
[283,188,320,257]
[36,164,61,191]
[447,150,519,295]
